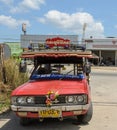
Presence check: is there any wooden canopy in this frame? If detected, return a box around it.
[21,51,92,59]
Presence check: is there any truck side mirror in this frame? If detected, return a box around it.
[19,60,27,73]
[84,63,91,74]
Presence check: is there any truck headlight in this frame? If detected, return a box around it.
[26,97,34,104]
[11,96,35,105]
[77,95,84,102]
[16,97,26,104]
[65,95,88,104]
[66,96,75,103]
[76,95,87,104]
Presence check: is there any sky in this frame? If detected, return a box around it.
[0,0,117,42]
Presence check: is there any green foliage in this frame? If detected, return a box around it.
[0,58,29,112]
[0,92,10,113]
[2,58,28,89]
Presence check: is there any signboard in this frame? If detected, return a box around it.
[0,44,11,59]
[46,37,70,48]
[85,38,117,50]
[6,42,22,57]
[21,35,78,48]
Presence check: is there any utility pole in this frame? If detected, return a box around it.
[22,23,27,35]
[82,23,87,44]
[0,44,7,83]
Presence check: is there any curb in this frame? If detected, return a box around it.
[91,66,117,71]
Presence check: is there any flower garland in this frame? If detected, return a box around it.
[45,91,59,107]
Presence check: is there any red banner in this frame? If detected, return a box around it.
[46,37,70,48]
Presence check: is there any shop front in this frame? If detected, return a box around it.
[85,38,117,66]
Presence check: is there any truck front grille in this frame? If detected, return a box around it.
[34,95,66,105]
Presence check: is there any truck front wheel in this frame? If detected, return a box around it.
[77,102,93,124]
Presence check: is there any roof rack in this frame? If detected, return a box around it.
[20,45,93,69]
[21,51,92,59]
[26,42,86,51]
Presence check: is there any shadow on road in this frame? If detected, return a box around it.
[0,111,89,130]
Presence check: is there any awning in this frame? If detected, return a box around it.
[21,51,93,59]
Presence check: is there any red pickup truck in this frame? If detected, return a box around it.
[11,49,93,126]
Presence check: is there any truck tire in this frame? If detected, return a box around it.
[77,102,93,124]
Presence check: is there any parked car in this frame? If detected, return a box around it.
[11,49,93,126]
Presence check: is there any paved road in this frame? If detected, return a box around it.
[0,69,117,130]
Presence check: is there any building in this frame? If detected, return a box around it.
[20,34,79,49]
[85,37,117,66]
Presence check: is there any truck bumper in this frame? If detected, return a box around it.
[11,104,89,118]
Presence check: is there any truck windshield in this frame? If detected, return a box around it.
[30,64,84,80]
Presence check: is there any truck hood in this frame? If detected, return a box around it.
[12,80,88,96]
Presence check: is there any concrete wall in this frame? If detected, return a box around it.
[115,51,117,66]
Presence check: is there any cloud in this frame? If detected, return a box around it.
[38,10,104,38]
[10,0,45,13]
[0,15,30,28]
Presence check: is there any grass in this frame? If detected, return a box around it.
[0,92,10,113]
[0,58,29,113]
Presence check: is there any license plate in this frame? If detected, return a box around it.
[39,108,61,118]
